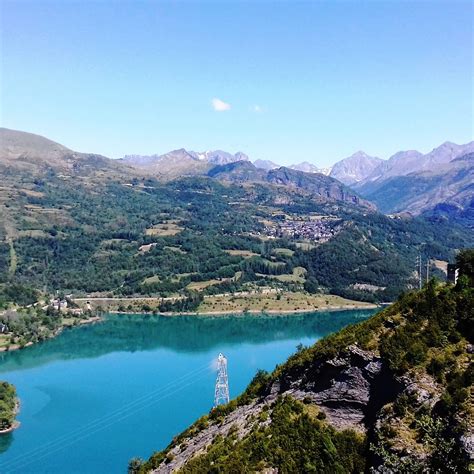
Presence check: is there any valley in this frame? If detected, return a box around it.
[1,128,472,313]
[1,2,472,472]
[0,129,472,474]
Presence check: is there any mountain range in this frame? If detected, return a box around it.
[121,149,250,178]
[1,126,472,305]
[120,139,473,223]
[0,128,370,211]
[353,141,474,220]
[1,127,472,224]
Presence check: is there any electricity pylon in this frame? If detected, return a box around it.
[214,353,230,407]
[416,254,422,289]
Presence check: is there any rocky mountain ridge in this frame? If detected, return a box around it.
[289,161,332,175]
[357,151,474,221]
[2,127,472,221]
[121,148,250,177]
[207,160,373,209]
[329,151,383,185]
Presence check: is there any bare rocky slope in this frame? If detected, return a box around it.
[135,256,474,473]
[329,151,382,185]
[358,152,474,222]
[208,161,374,210]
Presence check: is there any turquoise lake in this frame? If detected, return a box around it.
[0,309,378,473]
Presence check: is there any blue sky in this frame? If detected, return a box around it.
[1,0,472,166]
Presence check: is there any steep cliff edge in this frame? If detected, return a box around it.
[134,251,474,473]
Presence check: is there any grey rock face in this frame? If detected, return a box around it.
[151,345,404,473]
[274,345,402,431]
[289,161,332,175]
[330,151,383,185]
[253,159,280,171]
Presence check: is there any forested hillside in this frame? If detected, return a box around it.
[137,250,474,473]
[1,129,472,305]
[1,171,471,305]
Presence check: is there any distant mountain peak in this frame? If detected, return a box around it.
[289,161,332,175]
[121,148,250,176]
[329,151,382,185]
[253,159,280,171]
[350,150,371,157]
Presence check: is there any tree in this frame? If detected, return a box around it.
[456,248,474,285]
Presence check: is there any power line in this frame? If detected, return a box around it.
[5,374,209,473]
[0,363,211,473]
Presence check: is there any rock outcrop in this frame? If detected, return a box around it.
[275,345,403,431]
[151,346,405,473]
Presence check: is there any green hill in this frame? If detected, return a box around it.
[1,128,473,304]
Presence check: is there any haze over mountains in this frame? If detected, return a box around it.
[353,141,474,220]
[1,126,472,306]
[0,128,370,210]
[120,139,473,189]
[117,137,473,223]
[329,151,382,185]
[1,127,472,225]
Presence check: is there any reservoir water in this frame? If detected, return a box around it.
[0,309,378,473]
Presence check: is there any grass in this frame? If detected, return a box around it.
[164,246,186,254]
[0,335,10,349]
[142,275,161,284]
[262,259,286,268]
[17,230,50,238]
[186,279,223,291]
[224,250,258,258]
[138,243,157,253]
[295,242,316,251]
[273,248,295,257]
[261,267,307,284]
[145,222,183,236]
[197,291,376,313]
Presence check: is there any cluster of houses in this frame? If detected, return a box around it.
[263,218,341,242]
[47,297,87,316]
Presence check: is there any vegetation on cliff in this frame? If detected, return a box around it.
[0,382,17,432]
[136,249,473,473]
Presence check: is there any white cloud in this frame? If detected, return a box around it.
[253,105,264,113]
[211,98,231,112]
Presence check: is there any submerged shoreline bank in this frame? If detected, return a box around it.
[0,316,101,353]
[0,397,20,435]
[0,303,384,354]
[109,302,383,317]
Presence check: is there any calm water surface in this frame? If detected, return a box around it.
[0,309,377,473]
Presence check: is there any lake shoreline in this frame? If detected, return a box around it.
[109,303,383,317]
[0,304,384,354]
[0,316,101,353]
[0,399,21,435]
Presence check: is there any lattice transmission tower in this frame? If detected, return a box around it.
[214,353,230,407]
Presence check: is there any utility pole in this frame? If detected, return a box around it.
[416,254,422,289]
[214,353,230,407]
[426,259,430,283]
